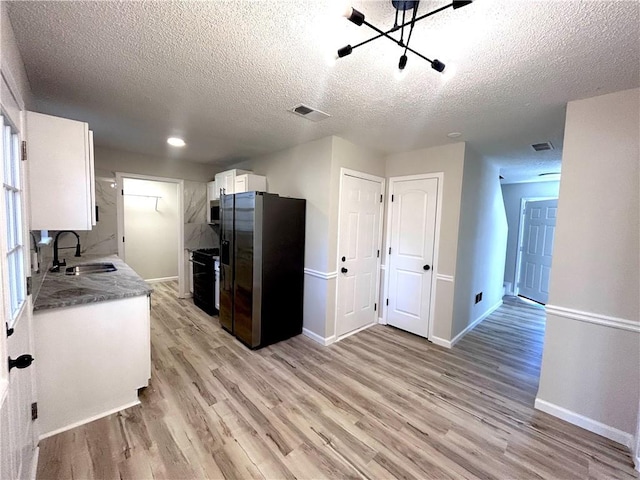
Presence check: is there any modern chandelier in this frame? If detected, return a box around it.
[338,0,473,73]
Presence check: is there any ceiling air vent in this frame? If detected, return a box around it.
[290,104,331,122]
[531,142,554,152]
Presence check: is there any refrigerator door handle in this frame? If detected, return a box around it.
[221,240,230,265]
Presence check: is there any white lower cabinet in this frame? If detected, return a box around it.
[34,295,151,438]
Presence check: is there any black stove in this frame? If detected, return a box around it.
[192,248,219,315]
[193,248,219,257]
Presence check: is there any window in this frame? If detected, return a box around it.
[1,114,25,325]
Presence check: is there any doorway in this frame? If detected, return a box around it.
[116,173,185,296]
[0,97,38,479]
[384,174,442,338]
[516,198,558,305]
[335,169,385,340]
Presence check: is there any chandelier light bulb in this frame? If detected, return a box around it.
[335,0,472,75]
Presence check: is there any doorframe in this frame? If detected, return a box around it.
[382,173,444,340]
[514,196,558,297]
[115,172,186,297]
[0,65,39,479]
[333,168,386,342]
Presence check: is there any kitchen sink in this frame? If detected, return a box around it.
[65,262,117,275]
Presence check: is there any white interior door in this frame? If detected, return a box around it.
[2,313,37,480]
[0,108,37,480]
[387,177,438,338]
[336,172,383,338]
[518,199,557,304]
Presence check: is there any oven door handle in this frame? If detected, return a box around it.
[189,259,207,267]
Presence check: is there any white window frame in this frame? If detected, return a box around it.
[0,115,27,328]
[1,114,26,327]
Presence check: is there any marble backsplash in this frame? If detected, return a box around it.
[184,181,218,250]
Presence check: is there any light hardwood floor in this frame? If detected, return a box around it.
[36,283,637,479]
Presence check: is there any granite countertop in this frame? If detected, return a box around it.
[33,255,153,312]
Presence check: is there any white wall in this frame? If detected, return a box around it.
[452,147,508,339]
[501,181,560,294]
[96,146,218,183]
[1,2,32,109]
[233,137,334,338]
[385,143,465,340]
[122,178,179,281]
[537,88,640,443]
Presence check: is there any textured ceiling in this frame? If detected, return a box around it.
[7,0,640,183]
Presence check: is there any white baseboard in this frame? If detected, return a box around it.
[146,276,178,284]
[302,328,335,346]
[378,316,386,325]
[335,322,376,343]
[429,336,452,349]
[427,299,502,349]
[450,299,503,347]
[534,398,633,447]
[39,399,141,440]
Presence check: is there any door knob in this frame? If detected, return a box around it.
[423,265,431,271]
[341,267,348,273]
[8,354,34,372]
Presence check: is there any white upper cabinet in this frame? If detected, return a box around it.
[207,181,217,202]
[214,169,251,197]
[27,112,95,231]
[206,181,216,223]
[234,173,266,194]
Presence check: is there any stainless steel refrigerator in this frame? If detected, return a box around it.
[219,191,305,349]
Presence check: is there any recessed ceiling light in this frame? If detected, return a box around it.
[167,137,186,147]
[447,132,462,138]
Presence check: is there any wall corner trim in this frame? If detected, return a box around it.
[545,305,640,333]
[429,336,452,349]
[302,328,335,346]
[449,299,503,347]
[303,268,338,280]
[534,398,634,448]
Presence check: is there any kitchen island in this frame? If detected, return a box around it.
[33,255,153,439]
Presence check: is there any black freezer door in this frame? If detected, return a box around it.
[219,193,234,333]
[233,192,306,349]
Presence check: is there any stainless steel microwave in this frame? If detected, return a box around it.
[210,200,220,224]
